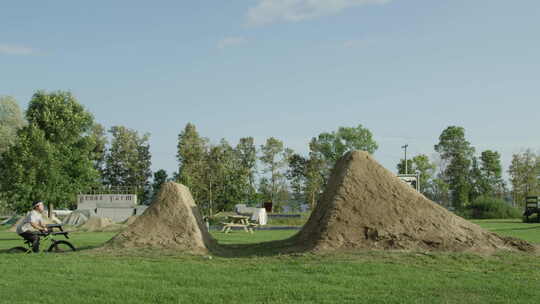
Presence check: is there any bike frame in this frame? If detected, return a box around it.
[14,225,75,253]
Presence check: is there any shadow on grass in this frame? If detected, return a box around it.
[209,234,317,258]
[474,220,523,224]
[0,246,104,255]
[491,226,540,232]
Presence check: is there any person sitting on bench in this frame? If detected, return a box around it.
[16,201,49,252]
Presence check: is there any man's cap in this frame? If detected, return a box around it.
[32,201,44,208]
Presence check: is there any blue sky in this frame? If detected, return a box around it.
[1,0,539,179]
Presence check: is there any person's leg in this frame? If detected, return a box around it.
[19,231,40,252]
[30,233,40,252]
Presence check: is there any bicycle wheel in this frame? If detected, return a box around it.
[7,246,30,254]
[47,240,76,253]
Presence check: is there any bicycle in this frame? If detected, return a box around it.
[8,224,76,254]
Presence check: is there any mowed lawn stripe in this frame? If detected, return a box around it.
[1,219,539,304]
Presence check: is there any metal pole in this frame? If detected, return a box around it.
[401,144,408,174]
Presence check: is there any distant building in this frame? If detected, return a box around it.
[77,194,147,222]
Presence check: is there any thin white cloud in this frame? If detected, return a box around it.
[247,0,391,26]
[217,37,248,49]
[0,44,37,55]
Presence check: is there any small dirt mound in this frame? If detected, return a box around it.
[105,182,215,254]
[8,217,24,232]
[79,217,114,232]
[122,216,138,226]
[1,215,20,226]
[293,151,535,253]
[63,210,91,226]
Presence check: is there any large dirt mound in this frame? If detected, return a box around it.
[293,151,534,253]
[105,182,215,254]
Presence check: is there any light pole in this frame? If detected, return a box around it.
[401,144,408,174]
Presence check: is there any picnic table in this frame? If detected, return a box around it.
[221,215,256,233]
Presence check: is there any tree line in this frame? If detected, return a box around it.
[397,126,539,216]
[1,91,538,215]
[0,92,152,212]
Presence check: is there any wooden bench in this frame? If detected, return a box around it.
[220,222,254,233]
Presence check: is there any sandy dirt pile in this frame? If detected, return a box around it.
[293,151,534,253]
[63,210,91,226]
[105,182,215,254]
[122,216,138,226]
[8,217,24,232]
[79,217,114,232]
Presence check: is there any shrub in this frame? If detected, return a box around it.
[522,214,539,223]
[467,196,522,219]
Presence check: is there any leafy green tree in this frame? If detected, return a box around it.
[434,126,475,210]
[310,124,378,182]
[260,137,292,204]
[0,91,99,212]
[508,150,539,207]
[0,96,26,154]
[176,123,209,205]
[0,96,26,213]
[104,126,152,203]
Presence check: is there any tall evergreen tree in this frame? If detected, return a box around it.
[89,123,108,178]
[176,123,208,205]
[236,137,257,202]
[104,126,152,203]
[479,150,505,197]
[304,154,325,209]
[205,139,248,213]
[434,126,475,210]
[286,153,308,202]
[508,150,539,207]
[260,137,292,204]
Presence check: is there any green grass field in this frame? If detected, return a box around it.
[0,219,539,304]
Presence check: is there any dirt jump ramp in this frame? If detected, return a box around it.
[105,182,215,254]
[292,151,534,253]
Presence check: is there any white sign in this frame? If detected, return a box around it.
[77,194,137,210]
[397,174,420,192]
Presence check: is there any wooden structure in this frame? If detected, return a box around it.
[221,215,257,233]
[523,196,540,223]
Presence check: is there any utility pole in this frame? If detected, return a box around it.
[401,144,408,174]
